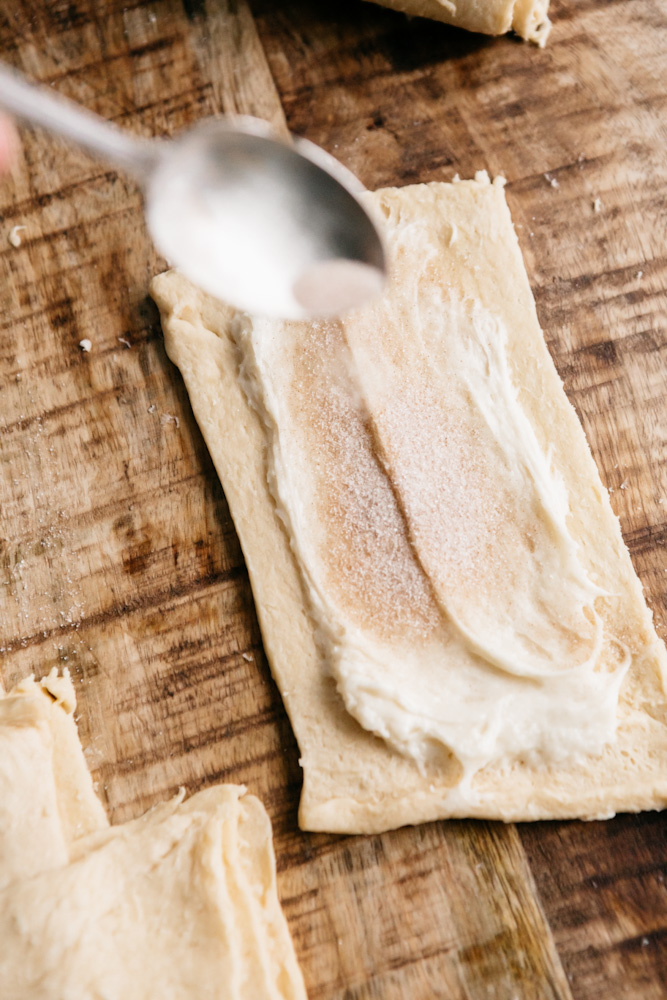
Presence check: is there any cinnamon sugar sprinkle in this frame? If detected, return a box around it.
[283,320,440,640]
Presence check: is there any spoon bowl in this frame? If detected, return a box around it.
[147,117,386,318]
[0,64,386,319]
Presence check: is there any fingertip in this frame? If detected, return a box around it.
[0,115,19,173]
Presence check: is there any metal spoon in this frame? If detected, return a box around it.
[0,63,386,319]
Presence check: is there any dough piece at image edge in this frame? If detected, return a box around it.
[364,0,551,46]
[0,672,306,999]
[150,175,667,835]
[0,784,307,1000]
[0,668,108,889]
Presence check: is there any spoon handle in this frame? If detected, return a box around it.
[0,62,156,179]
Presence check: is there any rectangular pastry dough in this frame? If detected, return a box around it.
[151,175,667,834]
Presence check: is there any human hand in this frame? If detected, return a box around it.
[0,114,18,173]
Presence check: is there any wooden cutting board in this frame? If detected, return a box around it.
[0,0,665,996]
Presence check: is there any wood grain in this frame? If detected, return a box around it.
[0,1,664,998]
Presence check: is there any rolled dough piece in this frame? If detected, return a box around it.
[150,174,667,834]
[0,784,307,1000]
[0,669,108,889]
[363,0,551,45]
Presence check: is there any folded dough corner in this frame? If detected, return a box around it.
[150,175,667,834]
[363,0,551,46]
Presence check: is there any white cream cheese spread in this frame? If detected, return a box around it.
[232,185,629,802]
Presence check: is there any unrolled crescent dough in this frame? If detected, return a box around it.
[0,785,307,1000]
[364,0,551,45]
[151,175,667,834]
[0,672,306,1000]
